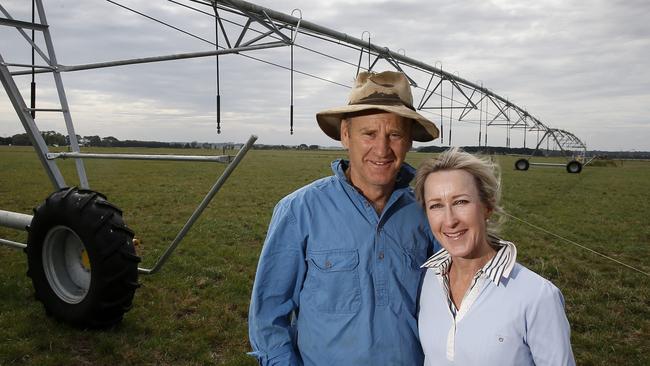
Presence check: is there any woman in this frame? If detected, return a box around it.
[414,147,575,365]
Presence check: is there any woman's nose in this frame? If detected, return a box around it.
[443,206,458,227]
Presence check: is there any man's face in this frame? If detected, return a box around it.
[341,112,413,194]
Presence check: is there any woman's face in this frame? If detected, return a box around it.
[423,169,491,260]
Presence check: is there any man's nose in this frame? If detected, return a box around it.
[373,135,391,155]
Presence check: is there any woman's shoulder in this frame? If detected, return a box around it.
[506,262,564,301]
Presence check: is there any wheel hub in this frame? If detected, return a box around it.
[42,225,91,304]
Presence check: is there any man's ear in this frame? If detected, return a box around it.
[340,119,350,149]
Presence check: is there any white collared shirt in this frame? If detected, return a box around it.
[420,238,517,319]
[418,238,575,365]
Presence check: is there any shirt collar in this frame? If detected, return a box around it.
[420,236,518,286]
[331,159,416,189]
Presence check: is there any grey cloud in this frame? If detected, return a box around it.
[1,0,648,150]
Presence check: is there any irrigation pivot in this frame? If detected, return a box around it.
[513,128,594,173]
[0,0,590,328]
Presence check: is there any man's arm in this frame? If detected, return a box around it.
[248,201,306,366]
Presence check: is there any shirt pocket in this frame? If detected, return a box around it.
[304,249,361,314]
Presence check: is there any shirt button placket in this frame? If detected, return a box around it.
[375,225,387,306]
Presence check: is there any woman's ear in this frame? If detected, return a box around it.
[485,206,493,221]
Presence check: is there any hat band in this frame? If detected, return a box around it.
[350,94,415,111]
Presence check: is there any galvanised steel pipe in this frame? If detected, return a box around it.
[10,41,288,76]
[0,210,33,231]
[137,134,258,275]
[219,0,512,110]
[0,238,27,249]
[217,0,591,148]
[47,152,233,163]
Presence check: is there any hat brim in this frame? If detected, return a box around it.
[316,104,439,142]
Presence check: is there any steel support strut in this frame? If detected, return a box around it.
[33,0,88,188]
[0,210,33,231]
[138,135,258,275]
[0,0,88,188]
[0,53,66,189]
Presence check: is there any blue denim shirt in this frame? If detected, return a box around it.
[249,159,438,365]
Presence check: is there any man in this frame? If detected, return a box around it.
[248,71,440,365]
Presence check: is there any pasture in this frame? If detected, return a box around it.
[0,145,648,365]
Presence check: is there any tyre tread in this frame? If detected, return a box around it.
[26,187,140,329]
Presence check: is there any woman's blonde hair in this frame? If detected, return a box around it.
[414,147,505,235]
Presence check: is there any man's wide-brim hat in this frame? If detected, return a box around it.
[316,71,439,142]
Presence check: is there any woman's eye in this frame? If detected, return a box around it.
[428,203,442,210]
[453,199,468,206]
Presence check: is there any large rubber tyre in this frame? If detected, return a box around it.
[566,160,583,174]
[26,187,140,328]
[515,158,530,171]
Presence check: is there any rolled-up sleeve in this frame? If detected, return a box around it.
[248,200,306,366]
[526,282,576,366]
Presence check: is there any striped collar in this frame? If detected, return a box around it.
[420,237,517,286]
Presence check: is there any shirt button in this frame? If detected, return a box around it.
[325,260,332,269]
[378,251,384,260]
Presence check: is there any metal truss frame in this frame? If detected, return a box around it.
[212,0,585,156]
[0,0,267,273]
[0,0,593,268]
[1,0,589,181]
[0,0,291,190]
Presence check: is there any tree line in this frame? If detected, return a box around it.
[0,132,320,151]
[0,132,219,149]
[2,132,648,158]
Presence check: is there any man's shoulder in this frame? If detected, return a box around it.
[398,185,417,200]
[278,175,339,206]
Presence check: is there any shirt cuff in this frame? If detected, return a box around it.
[247,345,299,366]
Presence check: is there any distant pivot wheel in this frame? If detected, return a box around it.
[566,160,583,174]
[515,159,529,171]
[26,187,141,328]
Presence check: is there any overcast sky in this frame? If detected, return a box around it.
[1,0,648,151]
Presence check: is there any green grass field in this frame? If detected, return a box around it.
[1,146,648,365]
